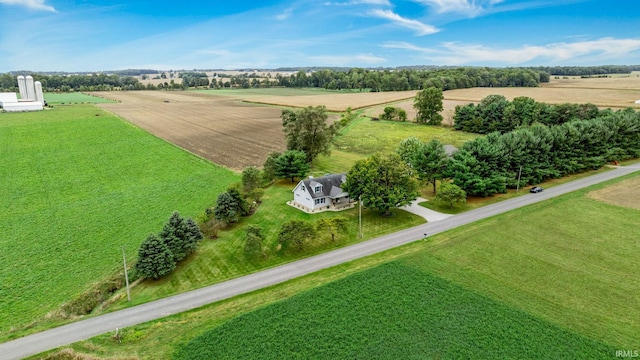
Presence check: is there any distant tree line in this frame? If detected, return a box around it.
[3,65,638,93]
[446,110,640,197]
[271,67,547,91]
[453,95,614,134]
[0,72,145,92]
[526,65,640,76]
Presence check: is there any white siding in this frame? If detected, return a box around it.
[292,182,315,209]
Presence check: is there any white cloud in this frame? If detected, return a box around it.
[369,9,439,36]
[414,0,504,17]
[383,38,640,64]
[275,7,294,20]
[0,0,56,12]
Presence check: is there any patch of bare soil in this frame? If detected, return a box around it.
[587,176,640,210]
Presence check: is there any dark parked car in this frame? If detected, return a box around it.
[530,186,544,193]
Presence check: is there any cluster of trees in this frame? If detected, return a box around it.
[446,110,640,197]
[242,216,348,259]
[0,73,144,92]
[135,212,204,280]
[453,95,612,134]
[213,188,250,225]
[179,72,211,89]
[272,67,547,92]
[378,106,407,121]
[259,105,357,184]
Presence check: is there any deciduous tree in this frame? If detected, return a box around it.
[316,217,348,242]
[282,106,336,163]
[244,225,264,258]
[414,87,443,125]
[278,220,316,251]
[434,182,466,209]
[413,139,449,194]
[396,136,423,166]
[344,153,419,217]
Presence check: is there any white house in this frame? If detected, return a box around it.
[290,173,352,213]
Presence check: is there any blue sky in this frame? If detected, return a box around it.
[0,0,639,72]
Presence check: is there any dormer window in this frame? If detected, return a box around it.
[315,186,321,193]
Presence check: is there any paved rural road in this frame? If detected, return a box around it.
[2,164,639,360]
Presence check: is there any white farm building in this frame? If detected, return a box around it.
[0,76,44,112]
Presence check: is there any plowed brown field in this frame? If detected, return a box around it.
[94,91,285,170]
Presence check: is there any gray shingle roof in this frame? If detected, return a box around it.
[302,173,347,199]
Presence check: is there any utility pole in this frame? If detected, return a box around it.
[358,195,363,238]
[516,166,523,193]
[121,246,131,302]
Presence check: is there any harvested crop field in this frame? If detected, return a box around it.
[245,90,418,112]
[587,174,640,210]
[93,91,286,170]
[444,75,640,109]
[91,89,419,169]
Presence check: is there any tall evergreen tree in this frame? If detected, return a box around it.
[214,191,239,224]
[135,234,176,280]
[275,150,309,182]
[158,211,187,262]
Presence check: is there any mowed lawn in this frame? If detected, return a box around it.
[0,106,238,337]
[106,180,425,308]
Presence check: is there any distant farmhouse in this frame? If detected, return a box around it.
[289,173,354,213]
[0,76,45,112]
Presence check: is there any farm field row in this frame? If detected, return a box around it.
[176,262,615,359]
[51,172,640,359]
[0,106,239,339]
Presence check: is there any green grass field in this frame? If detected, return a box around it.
[0,106,238,338]
[333,117,478,155]
[193,87,342,97]
[411,176,640,348]
[311,117,479,174]
[175,262,615,359]
[105,180,425,309]
[43,92,116,104]
[46,172,640,359]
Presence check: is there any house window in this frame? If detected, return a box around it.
[314,198,326,205]
[315,186,321,193]
[302,185,305,191]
